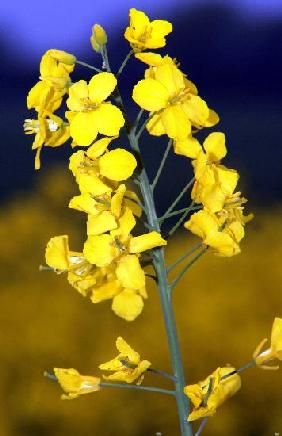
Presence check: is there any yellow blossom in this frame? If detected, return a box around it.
[91,24,107,52]
[184,367,241,421]
[27,80,64,114]
[185,209,243,257]
[24,113,69,169]
[253,318,282,369]
[54,368,100,400]
[40,49,75,90]
[99,148,137,181]
[99,337,151,383]
[124,8,172,52]
[133,62,218,139]
[66,73,125,146]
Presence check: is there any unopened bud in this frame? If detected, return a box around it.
[90,24,107,53]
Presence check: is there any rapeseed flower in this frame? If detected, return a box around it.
[99,337,151,383]
[133,62,218,139]
[54,368,100,400]
[124,8,172,52]
[66,73,125,146]
[254,318,282,370]
[91,24,107,52]
[184,367,241,421]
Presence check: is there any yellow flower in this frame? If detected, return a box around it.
[54,368,100,400]
[185,209,243,257]
[184,367,241,421]
[99,337,151,383]
[24,114,69,169]
[191,132,239,213]
[27,81,64,114]
[91,24,107,52]
[124,8,172,52]
[40,49,75,90]
[99,148,137,181]
[253,318,282,370]
[133,62,218,139]
[66,73,125,146]
[45,235,100,297]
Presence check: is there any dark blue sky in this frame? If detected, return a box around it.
[1,0,282,210]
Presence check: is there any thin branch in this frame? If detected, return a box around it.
[100,382,175,396]
[170,247,207,290]
[133,109,145,131]
[116,50,134,77]
[168,203,195,237]
[151,140,172,191]
[161,177,195,221]
[148,367,177,382]
[166,243,204,273]
[195,417,209,436]
[158,205,201,222]
[76,60,102,73]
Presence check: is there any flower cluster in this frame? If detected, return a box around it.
[45,135,166,321]
[24,49,76,168]
[53,337,151,399]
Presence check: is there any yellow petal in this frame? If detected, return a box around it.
[205,231,240,257]
[111,184,126,217]
[87,137,115,159]
[128,8,150,37]
[45,235,70,270]
[112,289,144,321]
[112,207,136,242]
[203,132,226,162]
[173,136,201,159]
[182,95,209,127]
[87,211,117,235]
[153,64,184,97]
[67,80,89,111]
[78,174,112,196]
[116,336,140,362]
[91,280,122,303]
[271,318,282,354]
[54,368,100,399]
[132,78,169,111]
[83,235,118,267]
[146,112,166,136]
[161,106,191,139]
[99,148,137,181]
[69,193,99,215]
[88,72,117,104]
[184,210,219,239]
[69,112,98,146]
[129,231,167,254]
[116,255,145,290]
[95,103,125,136]
[150,19,173,38]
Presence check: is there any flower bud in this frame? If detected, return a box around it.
[91,24,108,52]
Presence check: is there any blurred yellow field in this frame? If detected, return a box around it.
[0,168,281,435]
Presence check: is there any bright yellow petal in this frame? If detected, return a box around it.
[54,368,100,399]
[112,289,144,321]
[69,193,99,215]
[271,318,282,354]
[87,137,115,159]
[116,255,145,290]
[132,78,169,111]
[153,64,184,96]
[146,112,166,136]
[112,207,136,242]
[116,336,140,363]
[91,280,122,303]
[67,80,89,111]
[88,72,117,104]
[203,132,226,162]
[184,210,219,239]
[99,148,137,181]
[87,211,117,235]
[128,8,150,37]
[45,235,70,270]
[111,184,126,217]
[83,235,118,267]
[69,111,98,146]
[95,103,125,136]
[161,106,191,139]
[182,95,209,127]
[129,231,167,254]
[78,174,112,196]
[173,136,201,159]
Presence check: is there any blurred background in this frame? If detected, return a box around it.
[0,0,282,434]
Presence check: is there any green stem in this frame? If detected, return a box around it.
[116,50,134,76]
[134,109,145,131]
[148,367,177,382]
[100,382,175,396]
[162,178,195,221]
[151,140,172,191]
[195,417,208,436]
[168,204,194,237]
[128,130,193,436]
[159,205,201,222]
[221,360,256,380]
[171,248,207,290]
[167,243,204,273]
[76,60,102,73]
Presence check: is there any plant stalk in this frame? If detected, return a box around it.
[128,130,193,436]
